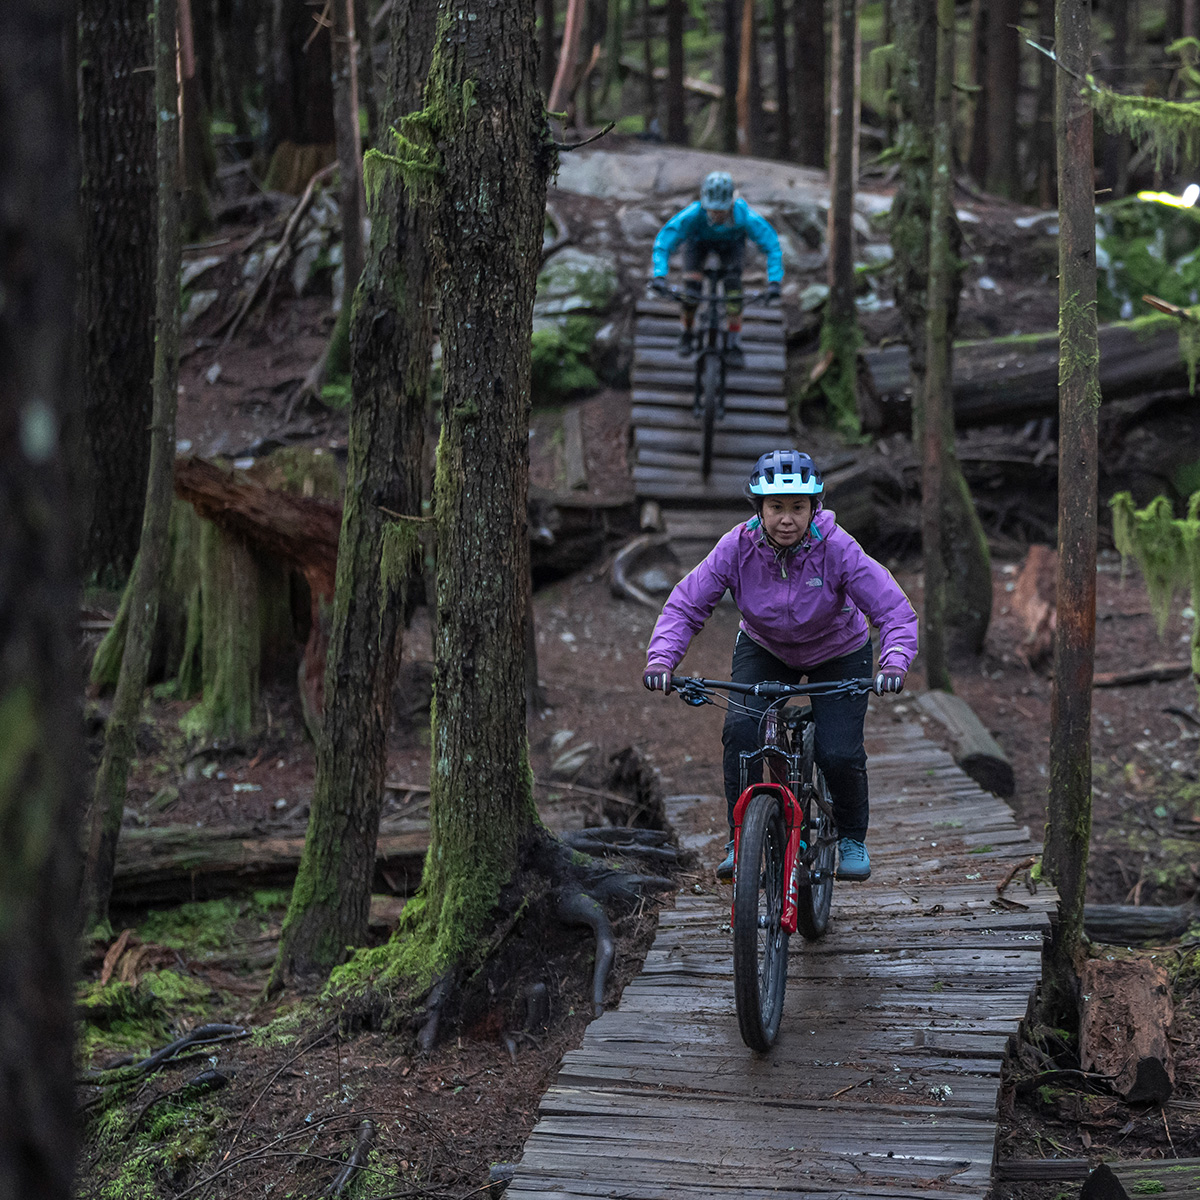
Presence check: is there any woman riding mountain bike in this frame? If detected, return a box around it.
[650,170,783,369]
[642,449,919,883]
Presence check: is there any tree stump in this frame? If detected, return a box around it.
[1080,957,1175,1104]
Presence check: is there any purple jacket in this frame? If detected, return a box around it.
[646,509,919,673]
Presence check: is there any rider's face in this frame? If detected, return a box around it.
[761,496,813,546]
[707,208,732,224]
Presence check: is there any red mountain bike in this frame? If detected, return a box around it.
[674,675,877,1051]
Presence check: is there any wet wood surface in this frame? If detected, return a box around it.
[631,298,789,500]
[508,714,1056,1199]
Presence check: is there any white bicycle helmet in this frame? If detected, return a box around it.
[700,170,735,212]
[746,449,824,498]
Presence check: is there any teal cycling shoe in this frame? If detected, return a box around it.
[836,838,871,882]
[716,839,735,882]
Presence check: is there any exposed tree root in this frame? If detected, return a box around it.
[328,1118,376,1197]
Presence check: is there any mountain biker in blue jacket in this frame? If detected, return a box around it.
[651,171,784,369]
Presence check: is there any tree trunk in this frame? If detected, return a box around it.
[772,0,792,157]
[540,0,556,98]
[354,0,379,147]
[1033,0,1056,205]
[642,0,657,131]
[78,0,156,587]
[888,0,991,659]
[721,0,740,151]
[266,0,336,169]
[1042,0,1098,1031]
[966,0,988,185]
[269,0,437,988]
[401,0,551,981]
[820,0,860,435]
[793,0,825,167]
[0,0,82,1187]
[331,0,365,299]
[179,0,215,238]
[547,0,586,117]
[665,0,687,143]
[80,0,182,930]
[736,0,755,152]
[921,0,953,691]
[1099,0,1131,198]
[984,0,1020,198]
[1185,0,1199,39]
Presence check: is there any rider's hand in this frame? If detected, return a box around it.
[650,277,670,295]
[875,665,906,695]
[766,281,781,303]
[643,663,673,694]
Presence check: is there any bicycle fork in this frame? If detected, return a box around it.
[730,783,808,935]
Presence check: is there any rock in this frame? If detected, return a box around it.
[800,283,830,312]
[181,290,220,329]
[535,247,619,317]
[616,205,663,242]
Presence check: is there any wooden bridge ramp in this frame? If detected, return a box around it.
[507,714,1056,1199]
[632,297,789,502]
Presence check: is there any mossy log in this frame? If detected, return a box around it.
[862,315,1190,429]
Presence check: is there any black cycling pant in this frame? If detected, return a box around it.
[721,633,872,841]
[682,236,746,317]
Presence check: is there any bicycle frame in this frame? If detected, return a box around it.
[675,675,875,934]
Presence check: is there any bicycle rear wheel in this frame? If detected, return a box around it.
[795,766,835,941]
[732,789,789,1051]
[700,352,720,479]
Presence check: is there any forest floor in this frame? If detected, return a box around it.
[76,143,1200,1197]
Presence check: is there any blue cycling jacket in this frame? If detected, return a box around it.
[652,197,784,283]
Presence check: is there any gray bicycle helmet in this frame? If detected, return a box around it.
[700,170,735,212]
[746,449,824,498]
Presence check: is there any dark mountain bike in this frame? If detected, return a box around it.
[674,675,878,1052]
[651,269,773,481]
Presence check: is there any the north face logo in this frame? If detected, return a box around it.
[806,576,823,588]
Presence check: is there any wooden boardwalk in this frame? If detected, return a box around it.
[508,713,1056,1199]
[631,297,789,501]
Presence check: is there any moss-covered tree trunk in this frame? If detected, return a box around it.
[1041,0,1099,1030]
[399,0,552,981]
[889,0,991,659]
[920,0,953,691]
[81,0,182,929]
[819,0,860,436]
[78,0,156,585]
[0,0,82,1186]
[270,0,437,988]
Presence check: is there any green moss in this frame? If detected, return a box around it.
[380,518,423,600]
[1129,1182,1166,1194]
[0,686,52,930]
[138,898,244,952]
[1110,492,1191,636]
[814,316,864,438]
[530,316,600,399]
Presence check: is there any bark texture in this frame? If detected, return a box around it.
[721,0,740,151]
[1043,0,1099,1030]
[921,0,953,691]
[271,0,437,987]
[983,0,1020,198]
[771,0,792,158]
[889,0,991,658]
[665,0,687,143]
[793,0,825,167]
[407,0,552,978]
[81,0,183,928]
[332,0,365,298]
[0,0,81,1189]
[78,0,156,585]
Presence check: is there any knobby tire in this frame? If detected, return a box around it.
[795,766,835,941]
[700,351,721,480]
[733,790,789,1051]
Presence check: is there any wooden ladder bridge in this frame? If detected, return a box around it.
[508,712,1057,1199]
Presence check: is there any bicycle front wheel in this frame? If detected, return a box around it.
[732,789,790,1051]
[700,352,720,479]
[795,766,835,941]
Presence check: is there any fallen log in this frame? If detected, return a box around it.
[1103,1160,1200,1200]
[862,314,1190,429]
[1093,661,1194,687]
[1080,957,1174,1105]
[913,690,1015,798]
[1083,897,1199,944]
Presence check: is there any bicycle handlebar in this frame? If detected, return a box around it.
[673,676,879,700]
[649,281,777,306]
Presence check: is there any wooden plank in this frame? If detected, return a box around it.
[632,367,785,394]
[632,387,788,413]
[632,405,790,435]
[634,426,791,458]
[561,406,587,491]
[636,298,784,322]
